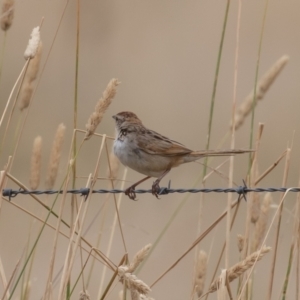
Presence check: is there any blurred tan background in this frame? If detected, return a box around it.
[0,1,300,299]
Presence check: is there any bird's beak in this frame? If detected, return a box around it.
[112,115,116,120]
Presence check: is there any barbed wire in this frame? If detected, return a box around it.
[2,186,300,201]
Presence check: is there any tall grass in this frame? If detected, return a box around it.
[0,2,297,300]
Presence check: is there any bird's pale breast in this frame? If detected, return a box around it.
[113,134,173,178]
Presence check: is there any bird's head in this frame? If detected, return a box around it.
[112,111,142,130]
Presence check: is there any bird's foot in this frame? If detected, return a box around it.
[125,186,137,200]
[152,180,161,199]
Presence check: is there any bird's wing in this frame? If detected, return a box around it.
[137,129,192,157]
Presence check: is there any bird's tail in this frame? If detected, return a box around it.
[183,149,253,163]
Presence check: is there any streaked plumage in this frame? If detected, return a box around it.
[113,111,251,200]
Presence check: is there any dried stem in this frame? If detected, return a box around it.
[150,200,239,288]
[267,148,291,299]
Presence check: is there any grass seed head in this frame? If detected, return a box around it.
[29,136,42,190]
[128,244,152,273]
[1,0,14,31]
[194,250,207,297]
[19,41,42,110]
[24,26,41,59]
[209,246,271,293]
[79,290,90,300]
[85,78,120,140]
[45,123,66,189]
[231,55,289,130]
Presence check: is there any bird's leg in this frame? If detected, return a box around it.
[152,168,171,198]
[125,176,151,200]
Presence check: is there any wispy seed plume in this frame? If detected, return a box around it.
[85,78,120,140]
[209,246,271,293]
[130,290,141,300]
[24,26,41,59]
[231,55,289,130]
[193,250,207,298]
[79,290,90,300]
[123,273,151,295]
[20,41,42,111]
[128,244,152,273]
[45,123,66,189]
[1,0,14,31]
[29,136,42,190]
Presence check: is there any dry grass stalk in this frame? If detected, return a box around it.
[0,156,12,196]
[97,167,127,298]
[1,256,21,299]
[241,125,263,266]
[19,42,43,111]
[209,246,271,293]
[45,123,66,189]
[216,269,227,300]
[149,201,240,289]
[293,178,300,300]
[24,26,41,59]
[250,126,263,223]
[118,290,123,300]
[268,148,291,300]
[79,290,90,300]
[193,250,207,298]
[252,193,272,251]
[130,289,141,300]
[1,0,14,31]
[128,244,152,273]
[85,78,120,140]
[29,136,42,190]
[0,257,8,299]
[23,281,31,300]
[57,173,94,299]
[254,150,287,185]
[237,234,244,253]
[107,151,120,180]
[231,55,289,130]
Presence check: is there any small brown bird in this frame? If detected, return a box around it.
[112,111,250,200]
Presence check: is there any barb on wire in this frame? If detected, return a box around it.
[2,185,300,201]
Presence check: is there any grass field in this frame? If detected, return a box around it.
[0,1,299,299]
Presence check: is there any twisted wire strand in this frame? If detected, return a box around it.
[2,186,300,201]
